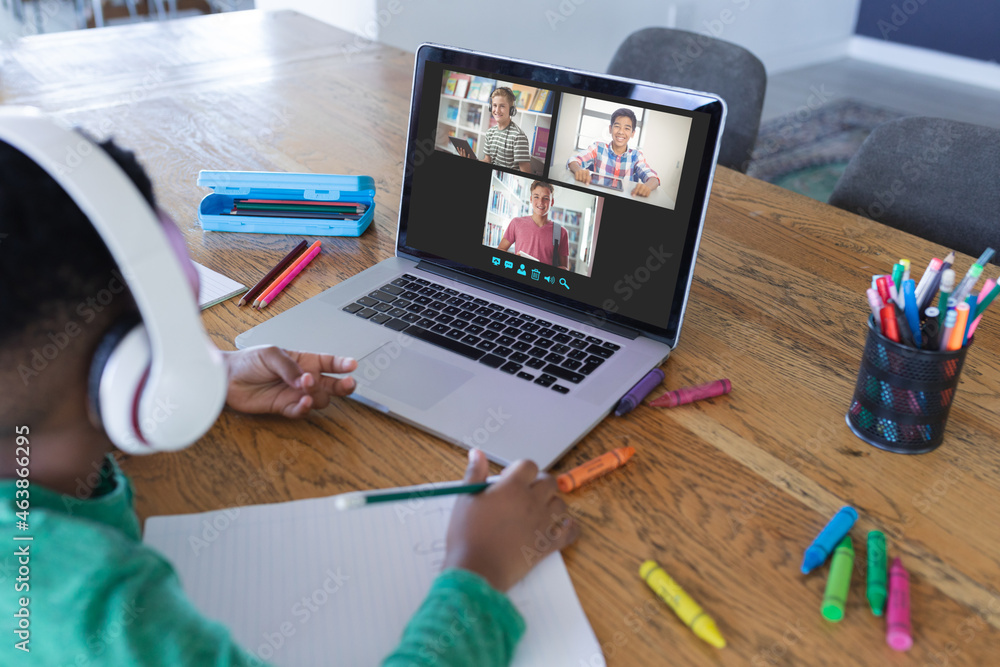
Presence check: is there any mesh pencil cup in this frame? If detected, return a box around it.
[846,316,970,454]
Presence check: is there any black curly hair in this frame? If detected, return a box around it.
[0,135,155,349]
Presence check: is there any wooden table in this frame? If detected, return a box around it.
[5,10,999,665]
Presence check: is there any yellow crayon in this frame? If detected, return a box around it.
[639,560,727,649]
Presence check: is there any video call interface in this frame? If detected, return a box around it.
[403,62,714,333]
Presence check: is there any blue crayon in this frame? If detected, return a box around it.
[801,506,859,574]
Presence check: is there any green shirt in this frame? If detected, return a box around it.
[1,456,524,666]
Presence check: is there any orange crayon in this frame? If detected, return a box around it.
[557,446,635,493]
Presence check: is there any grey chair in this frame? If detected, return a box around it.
[607,27,766,173]
[829,117,1000,262]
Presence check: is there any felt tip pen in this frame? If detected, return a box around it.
[947,303,970,350]
[891,263,905,305]
[922,309,940,350]
[952,263,983,304]
[900,259,911,285]
[880,305,900,343]
[961,295,977,346]
[876,276,892,306]
[968,279,998,338]
[615,368,665,416]
[937,269,956,325]
[914,257,942,307]
[866,288,884,324]
[972,279,999,321]
[938,310,957,351]
[903,280,921,348]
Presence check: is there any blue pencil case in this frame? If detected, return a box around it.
[196,170,375,236]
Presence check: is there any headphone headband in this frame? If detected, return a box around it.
[0,107,227,452]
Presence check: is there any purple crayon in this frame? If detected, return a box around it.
[649,378,732,408]
[801,506,858,574]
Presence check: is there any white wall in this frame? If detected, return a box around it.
[255,0,379,38]
[370,0,863,75]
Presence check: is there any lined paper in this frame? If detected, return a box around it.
[194,261,245,309]
[144,493,604,666]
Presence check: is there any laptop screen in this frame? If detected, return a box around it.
[397,45,725,344]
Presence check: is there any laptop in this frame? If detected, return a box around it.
[235,44,726,470]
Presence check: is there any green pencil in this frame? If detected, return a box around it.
[334,480,493,510]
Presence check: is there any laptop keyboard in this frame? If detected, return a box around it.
[342,274,620,394]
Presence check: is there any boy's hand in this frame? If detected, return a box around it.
[223,346,357,418]
[442,449,580,592]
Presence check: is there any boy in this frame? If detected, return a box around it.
[497,181,569,270]
[568,107,661,197]
[478,87,532,173]
[0,124,578,665]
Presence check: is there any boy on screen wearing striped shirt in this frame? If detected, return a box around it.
[481,87,533,173]
[568,107,661,197]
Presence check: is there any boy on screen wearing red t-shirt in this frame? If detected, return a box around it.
[497,181,569,270]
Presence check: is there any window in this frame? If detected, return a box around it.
[574,99,647,151]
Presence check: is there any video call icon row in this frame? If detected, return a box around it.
[492,255,570,290]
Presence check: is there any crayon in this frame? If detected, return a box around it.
[801,506,858,574]
[639,560,726,648]
[649,379,731,408]
[615,368,664,415]
[886,557,913,651]
[867,531,888,615]
[557,446,635,493]
[822,535,855,622]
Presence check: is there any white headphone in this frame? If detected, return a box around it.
[0,107,228,454]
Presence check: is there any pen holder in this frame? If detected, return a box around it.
[846,316,970,454]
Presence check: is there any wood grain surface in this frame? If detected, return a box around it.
[4,10,999,665]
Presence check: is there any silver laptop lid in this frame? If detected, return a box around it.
[396,45,726,347]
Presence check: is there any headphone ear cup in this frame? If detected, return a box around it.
[88,315,153,455]
[510,106,516,117]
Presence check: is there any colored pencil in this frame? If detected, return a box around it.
[253,240,321,307]
[258,242,322,308]
[238,240,307,306]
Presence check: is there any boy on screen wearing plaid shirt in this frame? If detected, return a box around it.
[567,108,661,197]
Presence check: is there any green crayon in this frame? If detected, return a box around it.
[867,531,888,616]
[822,535,855,622]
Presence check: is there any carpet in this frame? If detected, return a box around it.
[747,99,906,203]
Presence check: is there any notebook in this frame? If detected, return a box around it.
[144,490,604,666]
[234,45,726,470]
[194,261,245,309]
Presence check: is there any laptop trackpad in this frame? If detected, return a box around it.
[357,344,474,411]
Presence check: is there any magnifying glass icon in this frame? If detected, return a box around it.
[559,278,570,289]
